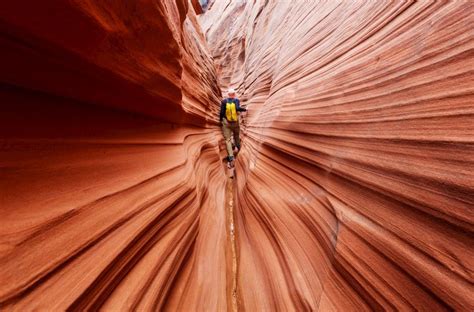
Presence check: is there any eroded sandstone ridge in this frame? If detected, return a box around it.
[0,1,232,310]
[201,1,474,311]
[1,0,473,311]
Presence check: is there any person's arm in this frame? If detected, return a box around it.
[219,100,226,122]
[236,99,247,112]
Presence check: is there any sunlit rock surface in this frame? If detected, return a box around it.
[201,1,474,311]
[0,1,230,311]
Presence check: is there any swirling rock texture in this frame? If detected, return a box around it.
[1,0,473,311]
[201,1,474,311]
[0,0,232,311]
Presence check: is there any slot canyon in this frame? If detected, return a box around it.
[0,0,473,311]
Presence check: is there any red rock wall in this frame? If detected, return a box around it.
[1,1,473,311]
[0,1,230,311]
[201,1,474,311]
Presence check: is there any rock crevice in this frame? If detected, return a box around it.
[1,0,473,311]
[202,1,473,311]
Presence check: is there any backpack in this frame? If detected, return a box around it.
[225,99,238,122]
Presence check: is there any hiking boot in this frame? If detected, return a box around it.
[227,156,235,169]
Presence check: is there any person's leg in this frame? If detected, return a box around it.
[232,122,241,151]
[222,119,234,158]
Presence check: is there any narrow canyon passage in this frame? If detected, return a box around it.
[1,1,473,311]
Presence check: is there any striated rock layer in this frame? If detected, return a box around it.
[1,0,473,311]
[0,1,231,311]
[201,1,474,311]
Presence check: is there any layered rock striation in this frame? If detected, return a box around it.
[1,0,473,311]
[0,1,230,311]
[201,1,474,311]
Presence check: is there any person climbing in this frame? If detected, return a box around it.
[220,88,247,168]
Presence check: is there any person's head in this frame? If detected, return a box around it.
[227,88,236,98]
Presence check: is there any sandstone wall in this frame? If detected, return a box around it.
[0,1,230,310]
[1,0,473,310]
[201,1,474,310]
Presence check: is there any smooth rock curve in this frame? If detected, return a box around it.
[0,1,230,311]
[201,1,474,311]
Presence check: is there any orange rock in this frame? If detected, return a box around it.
[202,1,474,311]
[1,0,473,311]
[0,1,228,311]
